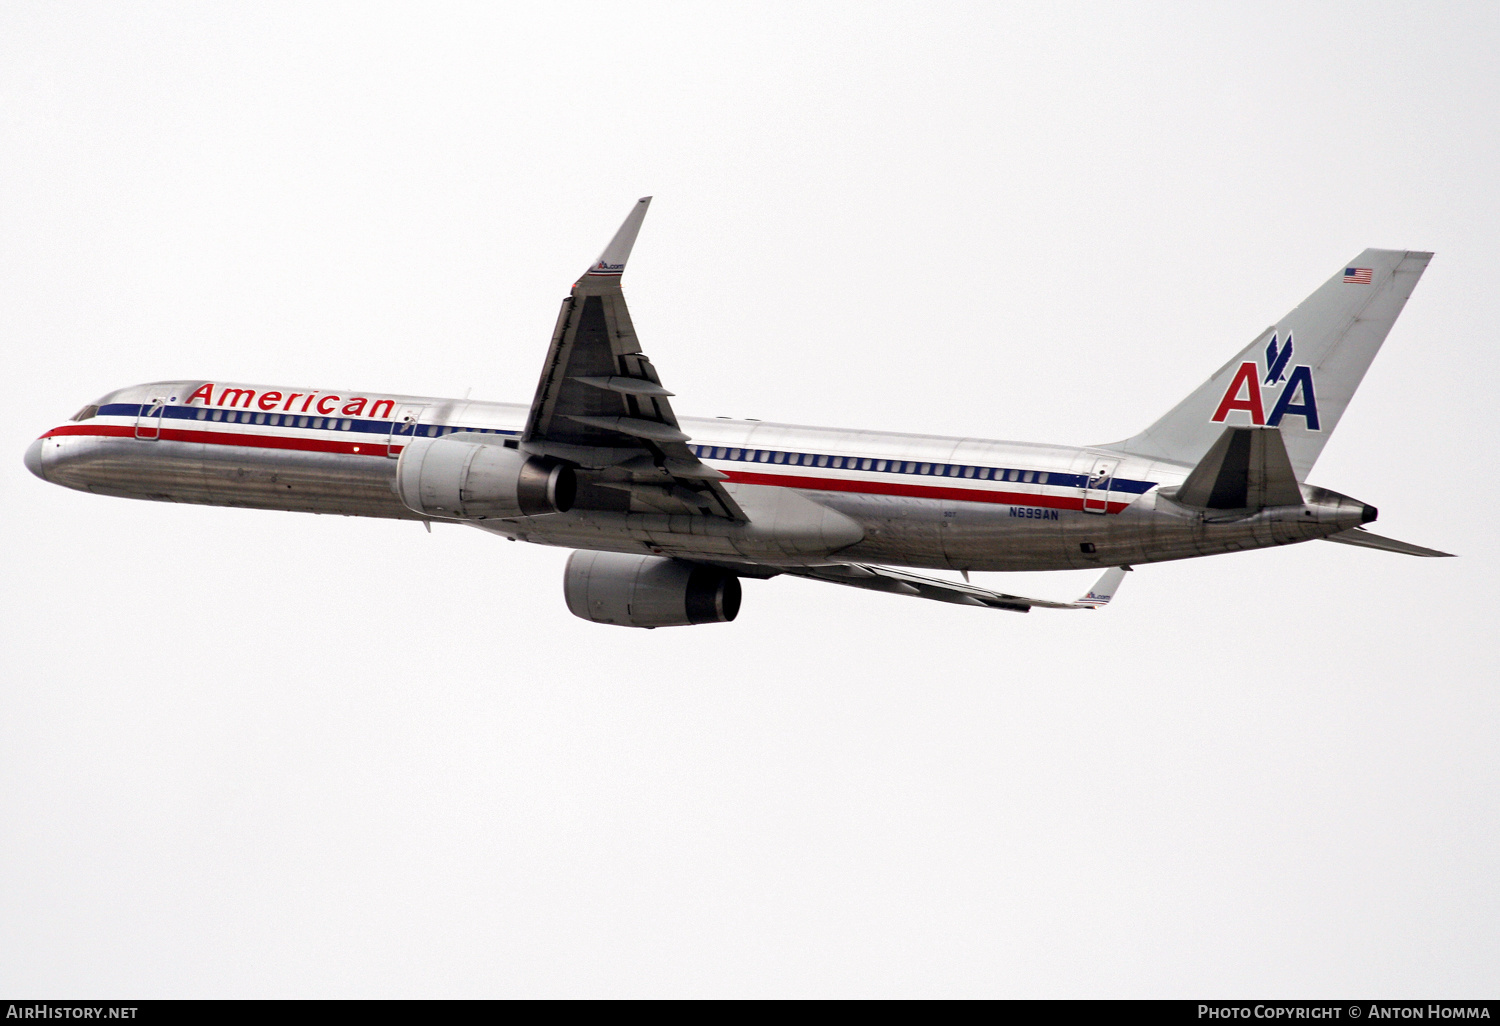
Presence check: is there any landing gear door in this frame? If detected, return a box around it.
[135,396,166,440]
[386,404,427,458]
[1083,457,1117,514]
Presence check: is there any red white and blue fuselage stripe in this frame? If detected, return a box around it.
[45,401,1157,515]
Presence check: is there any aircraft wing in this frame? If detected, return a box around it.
[777,563,1131,613]
[521,198,745,521]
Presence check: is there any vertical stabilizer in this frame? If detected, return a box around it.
[1107,250,1432,478]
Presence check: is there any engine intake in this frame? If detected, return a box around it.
[396,437,575,519]
[563,551,742,628]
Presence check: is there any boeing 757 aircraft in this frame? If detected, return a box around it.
[25,199,1450,626]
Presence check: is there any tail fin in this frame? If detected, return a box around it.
[1107,250,1432,478]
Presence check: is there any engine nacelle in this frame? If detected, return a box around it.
[396,437,575,519]
[563,551,742,628]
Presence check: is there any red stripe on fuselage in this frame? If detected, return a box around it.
[40,425,1132,514]
[724,469,1128,513]
[41,423,399,458]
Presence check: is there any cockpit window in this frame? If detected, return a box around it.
[70,405,99,422]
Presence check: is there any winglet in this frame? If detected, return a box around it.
[1072,566,1130,608]
[583,196,652,279]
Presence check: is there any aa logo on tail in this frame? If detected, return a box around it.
[1211,331,1320,430]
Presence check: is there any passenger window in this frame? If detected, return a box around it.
[831,457,843,468]
[714,447,727,459]
[860,459,871,471]
[255,413,266,425]
[1038,472,1049,484]
[963,466,975,478]
[773,451,785,464]
[195,409,207,421]
[1023,471,1034,483]
[1008,469,1019,482]
[876,460,887,472]
[342,419,352,430]
[919,463,930,474]
[295,416,307,428]
[817,455,829,467]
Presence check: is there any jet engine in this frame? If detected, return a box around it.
[563,551,741,628]
[396,437,575,519]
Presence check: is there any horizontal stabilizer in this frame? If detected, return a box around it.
[1323,527,1454,557]
[1175,426,1302,510]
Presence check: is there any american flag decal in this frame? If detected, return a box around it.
[1344,267,1373,284]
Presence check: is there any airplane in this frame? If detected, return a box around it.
[24,198,1451,627]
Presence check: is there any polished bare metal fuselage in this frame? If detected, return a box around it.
[32,380,1371,574]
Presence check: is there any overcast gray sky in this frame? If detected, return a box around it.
[3,1,1497,998]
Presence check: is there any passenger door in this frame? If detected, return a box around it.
[386,404,427,458]
[1083,457,1117,514]
[134,396,166,440]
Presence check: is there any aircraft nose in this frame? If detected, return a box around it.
[24,438,46,481]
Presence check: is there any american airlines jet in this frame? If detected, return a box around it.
[25,199,1450,627]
